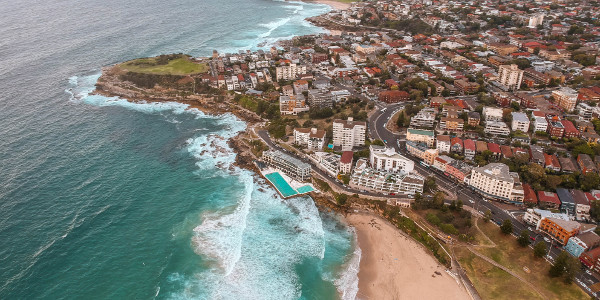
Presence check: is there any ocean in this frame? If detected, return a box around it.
[0,0,360,299]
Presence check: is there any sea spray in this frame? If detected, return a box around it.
[334,228,361,300]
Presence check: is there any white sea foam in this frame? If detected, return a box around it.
[66,72,246,173]
[335,229,361,300]
[258,17,292,38]
[191,171,253,275]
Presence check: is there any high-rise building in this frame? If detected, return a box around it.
[553,87,578,112]
[469,163,522,202]
[528,13,544,28]
[275,63,307,81]
[369,145,414,173]
[333,117,366,151]
[498,64,524,91]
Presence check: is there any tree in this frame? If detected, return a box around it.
[581,172,600,191]
[335,193,348,206]
[549,251,580,284]
[371,139,385,146]
[433,191,445,208]
[534,241,547,258]
[483,209,492,223]
[457,200,463,210]
[424,176,437,193]
[500,219,513,235]
[517,229,530,247]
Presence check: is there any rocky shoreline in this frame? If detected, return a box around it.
[94,63,347,215]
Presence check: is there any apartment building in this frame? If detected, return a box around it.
[511,112,530,132]
[410,108,436,128]
[565,232,600,258]
[482,107,503,121]
[307,89,334,108]
[440,117,464,131]
[340,151,353,174]
[463,139,476,160]
[406,141,439,165]
[498,64,524,91]
[523,208,570,229]
[484,121,510,136]
[436,135,451,153]
[370,145,414,173]
[293,128,326,151]
[539,217,581,245]
[406,128,435,147]
[533,116,548,133]
[333,117,366,151]
[263,150,311,182]
[350,161,424,195]
[468,163,520,202]
[280,95,309,115]
[312,152,340,177]
[275,63,307,81]
[553,87,578,112]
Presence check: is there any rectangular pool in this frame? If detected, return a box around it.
[265,172,298,198]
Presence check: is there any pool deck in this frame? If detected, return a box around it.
[257,166,315,199]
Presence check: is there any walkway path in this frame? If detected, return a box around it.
[466,246,547,299]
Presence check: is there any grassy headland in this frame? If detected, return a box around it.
[118,54,207,75]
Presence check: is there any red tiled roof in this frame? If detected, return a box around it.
[463,139,475,150]
[538,191,561,205]
[487,143,501,153]
[523,184,538,204]
[341,151,353,164]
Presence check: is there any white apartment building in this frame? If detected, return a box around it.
[275,63,307,81]
[293,128,326,151]
[406,128,435,147]
[436,135,451,153]
[532,61,554,73]
[482,107,504,121]
[333,117,366,151]
[523,208,570,229]
[369,145,414,173]
[312,152,340,177]
[498,64,524,91]
[350,160,424,195]
[553,87,578,112]
[533,116,548,132]
[410,109,436,128]
[484,121,510,136]
[280,95,309,115]
[511,112,530,132]
[468,163,519,202]
[263,150,311,182]
[528,13,544,28]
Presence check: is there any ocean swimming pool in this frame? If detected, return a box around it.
[296,185,314,194]
[265,172,298,198]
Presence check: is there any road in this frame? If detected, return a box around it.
[256,129,412,200]
[368,103,600,297]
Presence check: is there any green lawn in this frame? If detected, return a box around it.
[470,220,589,300]
[119,55,207,75]
[455,247,542,300]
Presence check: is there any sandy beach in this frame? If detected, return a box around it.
[346,212,470,300]
[303,0,352,10]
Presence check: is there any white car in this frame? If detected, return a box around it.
[469,200,474,204]
[544,237,550,243]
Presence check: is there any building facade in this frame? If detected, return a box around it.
[263,150,311,182]
[332,117,366,151]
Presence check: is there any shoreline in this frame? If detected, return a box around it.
[300,0,352,10]
[345,211,470,300]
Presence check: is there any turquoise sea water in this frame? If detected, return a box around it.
[0,0,360,299]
